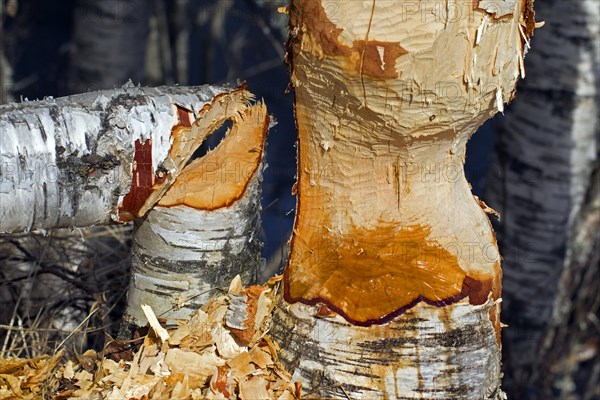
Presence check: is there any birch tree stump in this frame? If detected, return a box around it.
[124,102,269,327]
[271,0,536,398]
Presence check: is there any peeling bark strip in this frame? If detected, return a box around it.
[0,83,252,233]
[124,104,269,327]
[277,0,535,397]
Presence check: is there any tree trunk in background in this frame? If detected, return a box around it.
[68,0,152,93]
[541,165,599,399]
[486,0,599,398]
[123,102,269,328]
[270,0,535,398]
[1,0,154,352]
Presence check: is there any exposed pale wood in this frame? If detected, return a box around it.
[285,0,530,326]
[159,102,268,210]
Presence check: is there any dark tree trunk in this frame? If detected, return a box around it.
[3,0,73,99]
[539,163,599,399]
[67,0,152,94]
[486,0,599,397]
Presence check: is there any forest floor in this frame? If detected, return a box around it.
[0,229,300,399]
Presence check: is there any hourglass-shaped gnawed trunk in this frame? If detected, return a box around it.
[270,0,537,398]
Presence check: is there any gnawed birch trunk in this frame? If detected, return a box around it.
[0,84,251,233]
[124,103,269,327]
[486,0,599,397]
[272,0,536,397]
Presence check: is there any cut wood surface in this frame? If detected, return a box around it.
[0,83,252,233]
[276,0,536,397]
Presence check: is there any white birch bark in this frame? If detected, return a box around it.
[125,185,262,326]
[272,0,536,397]
[540,166,599,398]
[271,297,502,399]
[0,83,250,233]
[486,0,599,396]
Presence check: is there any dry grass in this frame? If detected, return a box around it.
[0,226,132,360]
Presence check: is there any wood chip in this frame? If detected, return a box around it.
[2,277,296,400]
[226,294,249,330]
[249,346,274,370]
[165,348,224,387]
[228,351,256,381]
[228,275,244,295]
[142,304,170,342]
[213,325,247,360]
[239,376,270,400]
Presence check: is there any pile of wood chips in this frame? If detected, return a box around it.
[0,276,300,399]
